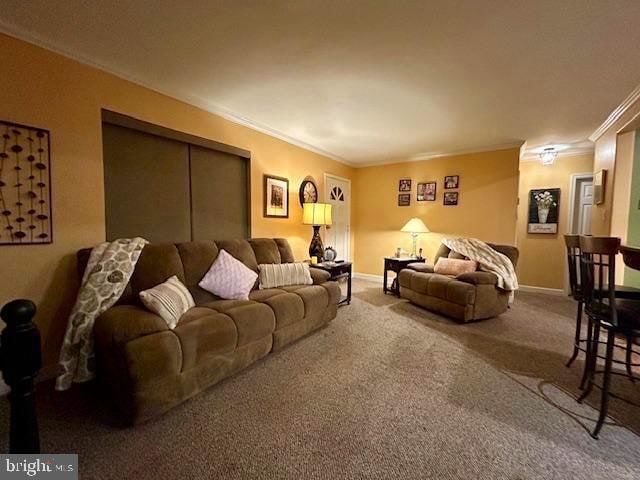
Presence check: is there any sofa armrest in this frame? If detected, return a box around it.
[407,263,434,274]
[456,271,498,286]
[310,268,331,285]
[94,304,169,346]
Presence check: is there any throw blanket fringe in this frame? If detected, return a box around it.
[441,238,519,295]
[56,237,147,391]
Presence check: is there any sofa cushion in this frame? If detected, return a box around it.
[215,239,259,271]
[176,241,219,287]
[249,238,282,265]
[285,285,329,316]
[274,238,295,263]
[263,293,305,329]
[249,288,286,302]
[203,300,275,347]
[175,307,238,370]
[130,244,186,297]
[199,249,258,300]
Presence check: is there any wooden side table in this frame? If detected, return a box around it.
[310,261,352,306]
[383,257,425,296]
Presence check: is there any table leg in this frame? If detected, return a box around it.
[383,267,388,294]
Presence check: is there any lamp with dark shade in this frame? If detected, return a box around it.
[303,203,332,261]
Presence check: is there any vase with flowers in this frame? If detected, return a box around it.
[534,191,557,224]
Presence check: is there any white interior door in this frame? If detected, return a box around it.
[324,174,351,261]
[578,181,593,235]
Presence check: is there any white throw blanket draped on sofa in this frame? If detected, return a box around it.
[56,237,147,391]
[441,237,519,292]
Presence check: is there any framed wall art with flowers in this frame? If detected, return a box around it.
[528,188,560,234]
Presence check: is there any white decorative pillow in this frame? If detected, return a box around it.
[199,249,258,300]
[258,262,313,289]
[139,275,195,329]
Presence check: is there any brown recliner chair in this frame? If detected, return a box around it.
[398,242,519,322]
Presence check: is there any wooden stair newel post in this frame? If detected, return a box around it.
[0,299,41,453]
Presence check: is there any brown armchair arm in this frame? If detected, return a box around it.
[310,268,331,285]
[407,263,434,273]
[456,271,498,285]
[94,304,169,347]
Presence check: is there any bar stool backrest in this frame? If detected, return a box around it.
[579,236,621,327]
[564,234,581,301]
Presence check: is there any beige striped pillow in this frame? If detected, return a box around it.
[258,262,313,289]
[139,275,195,329]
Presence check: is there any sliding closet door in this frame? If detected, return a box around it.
[103,123,191,242]
[190,146,249,240]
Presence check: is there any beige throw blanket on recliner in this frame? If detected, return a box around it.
[441,237,519,292]
[56,237,147,391]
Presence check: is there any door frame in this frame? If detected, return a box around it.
[567,172,594,235]
[324,173,352,261]
[565,172,593,294]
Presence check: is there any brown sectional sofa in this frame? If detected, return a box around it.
[399,242,519,322]
[78,238,340,424]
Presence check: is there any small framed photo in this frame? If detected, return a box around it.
[443,192,458,206]
[399,179,412,192]
[444,175,459,189]
[417,182,436,201]
[263,174,289,218]
[398,194,411,206]
[594,169,606,205]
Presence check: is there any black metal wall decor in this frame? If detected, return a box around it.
[0,121,52,245]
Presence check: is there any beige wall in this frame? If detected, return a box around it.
[515,154,594,290]
[591,97,640,236]
[352,148,520,275]
[0,33,354,371]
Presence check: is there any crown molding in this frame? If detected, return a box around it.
[519,144,594,163]
[0,21,354,167]
[355,142,523,168]
[589,83,640,142]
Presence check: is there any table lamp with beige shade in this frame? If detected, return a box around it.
[303,203,332,262]
[401,217,430,258]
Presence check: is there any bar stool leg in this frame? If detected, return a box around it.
[579,316,594,391]
[566,301,583,367]
[579,319,600,400]
[593,331,615,439]
[626,337,635,382]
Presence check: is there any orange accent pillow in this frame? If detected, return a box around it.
[434,258,478,276]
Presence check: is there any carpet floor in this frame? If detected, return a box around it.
[1,279,639,479]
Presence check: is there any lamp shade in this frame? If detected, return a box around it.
[303,203,332,226]
[400,217,429,233]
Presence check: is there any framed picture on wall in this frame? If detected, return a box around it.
[594,169,606,205]
[444,175,459,189]
[264,174,289,218]
[398,194,411,206]
[528,188,560,234]
[399,179,412,192]
[417,181,436,201]
[443,192,458,206]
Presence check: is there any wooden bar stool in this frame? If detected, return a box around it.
[578,236,640,438]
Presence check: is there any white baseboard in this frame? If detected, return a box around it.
[518,284,565,296]
[353,272,384,282]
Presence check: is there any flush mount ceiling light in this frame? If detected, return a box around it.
[540,147,557,166]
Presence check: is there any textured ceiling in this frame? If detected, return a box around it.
[1,0,639,165]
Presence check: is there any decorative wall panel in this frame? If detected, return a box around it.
[0,121,52,244]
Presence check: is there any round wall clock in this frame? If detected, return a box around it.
[299,179,318,206]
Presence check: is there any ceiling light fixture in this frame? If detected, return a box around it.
[540,147,557,166]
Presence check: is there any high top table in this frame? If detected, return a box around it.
[619,245,640,299]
